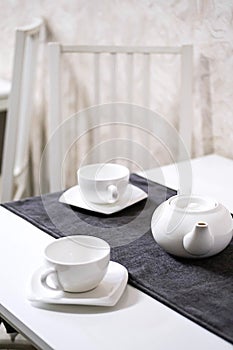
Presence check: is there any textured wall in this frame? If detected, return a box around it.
[0,0,233,192]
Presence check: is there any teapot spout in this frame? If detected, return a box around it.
[183,222,214,256]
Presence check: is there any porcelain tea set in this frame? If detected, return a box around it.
[77,162,232,259]
[30,162,232,305]
[28,163,132,305]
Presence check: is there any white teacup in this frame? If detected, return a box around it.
[41,235,110,293]
[77,163,130,204]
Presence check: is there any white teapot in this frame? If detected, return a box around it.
[151,195,233,258]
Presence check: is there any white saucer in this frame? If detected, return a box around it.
[59,184,147,215]
[27,261,128,307]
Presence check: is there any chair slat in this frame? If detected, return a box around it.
[179,45,193,160]
[48,42,63,193]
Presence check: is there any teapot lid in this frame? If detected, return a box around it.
[169,195,218,212]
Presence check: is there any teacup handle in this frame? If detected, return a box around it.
[40,267,62,291]
[107,184,119,203]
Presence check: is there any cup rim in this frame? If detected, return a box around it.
[44,235,110,266]
[77,163,129,181]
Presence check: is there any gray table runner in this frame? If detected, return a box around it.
[2,174,233,344]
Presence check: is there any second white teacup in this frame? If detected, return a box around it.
[77,163,130,204]
[41,235,110,293]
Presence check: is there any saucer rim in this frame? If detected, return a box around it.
[27,261,128,307]
[59,183,147,215]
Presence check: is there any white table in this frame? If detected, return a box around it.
[0,154,232,350]
[144,154,233,213]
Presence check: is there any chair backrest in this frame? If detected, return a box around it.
[47,43,193,193]
[0,18,43,202]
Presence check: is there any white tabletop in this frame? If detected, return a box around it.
[0,154,232,350]
[144,154,233,212]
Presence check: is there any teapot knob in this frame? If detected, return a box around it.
[183,222,214,256]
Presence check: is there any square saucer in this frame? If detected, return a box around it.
[59,184,147,215]
[27,261,128,307]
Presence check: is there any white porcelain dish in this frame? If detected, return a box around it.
[151,194,233,258]
[77,163,130,204]
[41,235,110,293]
[27,261,128,307]
[59,184,147,215]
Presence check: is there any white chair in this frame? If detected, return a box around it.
[0,78,11,112]
[0,18,43,203]
[47,44,193,193]
[0,78,11,173]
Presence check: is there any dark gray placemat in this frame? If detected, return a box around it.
[2,174,233,344]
